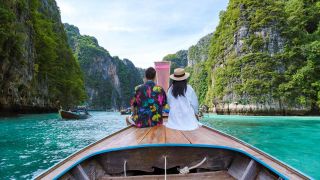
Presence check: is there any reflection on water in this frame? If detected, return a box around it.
[201,114,320,179]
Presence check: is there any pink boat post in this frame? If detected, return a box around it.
[154,61,171,92]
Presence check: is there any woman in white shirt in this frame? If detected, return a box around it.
[165,68,200,131]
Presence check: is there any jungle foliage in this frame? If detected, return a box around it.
[0,0,86,109]
[195,0,320,112]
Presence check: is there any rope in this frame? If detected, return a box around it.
[164,156,167,180]
[179,157,207,174]
[124,160,127,177]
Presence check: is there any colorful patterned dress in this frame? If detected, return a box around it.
[130,80,168,128]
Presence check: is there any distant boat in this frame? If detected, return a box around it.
[59,109,91,120]
[120,108,131,115]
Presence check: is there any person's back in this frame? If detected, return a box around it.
[165,68,199,131]
[128,67,168,128]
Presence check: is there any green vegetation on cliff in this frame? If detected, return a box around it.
[0,0,86,111]
[161,33,212,104]
[188,33,213,66]
[201,0,320,114]
[163,50,188,73]
[165,0,320,115]
[64,24,143,110]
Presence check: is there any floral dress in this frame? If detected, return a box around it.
[130,80,168,128]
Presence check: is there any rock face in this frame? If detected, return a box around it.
[0,0,86,114]
[187,33,213,66]
[64,24,143,110]
[164,0,320,115]
[162,50,188,73]
[202,0,320,115]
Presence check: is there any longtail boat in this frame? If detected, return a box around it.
[120,108,131,115]
[59,110,91,120]
[35,124,310,180]
[38,63,309,179]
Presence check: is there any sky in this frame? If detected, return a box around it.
[56,0,228,68]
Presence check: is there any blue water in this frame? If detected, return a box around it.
[0,112,319,179]
[201,114,320,179]
[0,112,127,179]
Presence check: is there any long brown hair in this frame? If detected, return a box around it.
[171,80,187,98]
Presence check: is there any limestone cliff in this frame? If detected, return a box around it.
[163,0,320,115]
[204,0,320,115]
[64,24,143,110]
[0,0,86,113]
[187,33,213,66]
[162,50,188,73]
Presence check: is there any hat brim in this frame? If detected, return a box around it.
[169,72,190,81]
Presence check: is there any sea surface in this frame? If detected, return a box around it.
[0,112,319,179]
[0,112,127,179]
[201,114,320,179]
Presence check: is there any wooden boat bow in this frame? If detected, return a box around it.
[35,125,310,180]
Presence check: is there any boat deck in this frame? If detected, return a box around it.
[37,125,308,180]
[101,171,234,180]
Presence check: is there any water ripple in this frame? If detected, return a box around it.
[0,111,127,180]
[201,114,320,179]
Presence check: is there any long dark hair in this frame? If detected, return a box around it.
[171,80,187,98]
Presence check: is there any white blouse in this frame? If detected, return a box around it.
[165,84,200,131]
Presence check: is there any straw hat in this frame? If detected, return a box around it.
[169,68,190,81]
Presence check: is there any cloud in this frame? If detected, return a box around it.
[56,0,228,68]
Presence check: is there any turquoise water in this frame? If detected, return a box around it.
[0,113,319,179]
[201,115,320,179]
[0,112,127,179]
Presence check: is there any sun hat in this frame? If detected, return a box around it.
[169,68,190,81]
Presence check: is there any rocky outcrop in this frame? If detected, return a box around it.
[187,33,213,66]
[165,0,320,115]
[64,24,143,110]
[0,0,85,114]
[213,103,310,116]
[162,50,188,72]
[204,0,320,115]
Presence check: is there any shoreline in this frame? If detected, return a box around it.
[211,111,320,116]
[0,106,58,117]
[208,113,320,117]
[209,106,320,116]
[1,109,320,117]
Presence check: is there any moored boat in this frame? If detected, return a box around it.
[59,110,91,120]
[120,108,131,115]
[35,125,310,180]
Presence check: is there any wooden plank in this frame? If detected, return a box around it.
[71,165,90,180]
[165,127,190,144]
[98,146,233,174]
[256,168,279,180]
[107,127,152,147]
[240,160,260,180]
[139,125,166,144]
[228,155,250,179]
[181,127,228,145]
[93,127,139,151]
[72,158,106,180]
[100,171,235,180]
